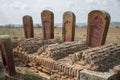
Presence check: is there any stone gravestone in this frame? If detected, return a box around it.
[0,35,16,76]
[87,10,110,47]
[62,11,76,42]
[23,15,34,38]
[41,10,54,40]
[0,54,5,80]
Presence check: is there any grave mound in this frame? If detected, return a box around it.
[11,38,120,80]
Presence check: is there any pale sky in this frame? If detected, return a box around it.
[0,0,120,25]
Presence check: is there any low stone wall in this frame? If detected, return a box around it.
[81,43,120,71]
[12,38,62,54]
[13,41,87,79]
[37,41,88,60]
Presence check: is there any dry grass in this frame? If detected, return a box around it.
[0,27,120,43]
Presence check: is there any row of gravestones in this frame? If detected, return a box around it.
[23,10,110,47]
[0,10,110,77]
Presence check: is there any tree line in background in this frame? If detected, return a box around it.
[0,24,120,28]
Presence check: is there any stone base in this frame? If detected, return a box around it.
[80,69,118,80]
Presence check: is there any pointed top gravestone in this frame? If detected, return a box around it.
[23,15,34,39]
[87,10,110,47]
[62,11,76,42]
[41,10,54,40]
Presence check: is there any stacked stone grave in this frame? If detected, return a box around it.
[12,38,120,80]
[13,38,62,64]
[68,43,120,71]
[37,41,88,60]
[12,38,88,79]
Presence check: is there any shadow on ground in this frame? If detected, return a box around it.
[6,72,48,80]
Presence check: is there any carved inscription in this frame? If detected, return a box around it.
[41,10,54,40]
[89,15,103,46]
[63,11,75,42]
[64,21,71,41]
[42,18,51,39]
[87,10,110,47]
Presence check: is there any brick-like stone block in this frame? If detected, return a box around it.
[62,11,76,42]
[41,10,54,40]
[87,10,110,47]
[80,69,117,80]
[23,15,34,38]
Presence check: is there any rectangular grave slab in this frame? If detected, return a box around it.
[23,15,34,38]
[41,10,54,40]
[0,35,16,76]
[87,10,110,47]
[62,11,76,42]
[80,69,117,80]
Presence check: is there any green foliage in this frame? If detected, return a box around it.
[115,25,120,28]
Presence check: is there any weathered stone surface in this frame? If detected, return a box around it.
[80,69,117,80]
[81,43,120,71]
[13,38,62,54]
[62,11,76,42]
[68,51,83,65]
[41,10,54,40]
[0,35,16,76]
[87,10,110,47]
[38,41,88,60]
[10,28,120,80]
[23,15,34,38]
[12,41,120,80]
[11,39,21,49]
[109,65,120,79]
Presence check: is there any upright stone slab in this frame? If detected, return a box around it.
[41,10,54,40]
[87,10,110,47]
[0,35,16,76]
[62,11,76,42]
[0,56,5,79]
[23,15,34,38]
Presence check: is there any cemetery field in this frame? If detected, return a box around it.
[0,27,120,44]
[0,27,120,80]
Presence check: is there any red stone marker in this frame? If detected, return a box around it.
[41,10,54,40]
[23,15,34,38]
[62,11,76,42]
[0,35,16,76]
[87,10,110,47]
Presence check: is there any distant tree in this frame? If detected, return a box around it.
[36,24,41,28]
[81,25,87,28]
[75,25,80,28]
[115,25,120,28]
[5,24,15,28]
[0,26,4,27]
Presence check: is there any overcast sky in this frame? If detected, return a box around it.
[0,0,120,25]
